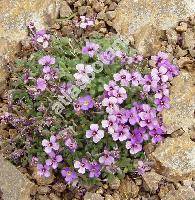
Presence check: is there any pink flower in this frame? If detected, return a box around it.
[86,124,104,143]
[102,115,118,134]
[102,97,118,114]
[36,78,47,91]
[129,72,142,86]
[104,80,118,96]
[65,138,78,152]
[113,69,131,86]
[46,152,63,169]
[112,125,130,141]
[42,135,59,154]
[99,150,115,166]
[126,140,142,154]
[37,164,51,177]
[38,55,55,66]
[82,42,99,57]
[112,87,127,104]
[74,158,90,174]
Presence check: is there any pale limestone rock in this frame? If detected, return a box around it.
[113,0,195,54]
[142,170,163,193]
[60,1,72,18]
[161,185,195,200]
[0,0,59,60]
[0,155,34,200]
[162,70,195,134]
[84,192,104,200]
[152,133,195,181]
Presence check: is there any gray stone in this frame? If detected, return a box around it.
[84,192,104,200]
[109,176,121,190]
[0,155,34,200]
[60,1,72,18]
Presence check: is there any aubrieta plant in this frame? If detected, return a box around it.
[1,24,179,186]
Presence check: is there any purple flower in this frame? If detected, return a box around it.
[151,51,168,64]
[88,162,101,178]
[82,42,99,57]
[139,112,158,130]
[126,107,140,125]
[60,82,73,95]
[99,150,115,166]
[140,74,158,92]
[132,55,143,63]
[23,70,30,84]
[38,55,55,66]
[149,126,164,143]
[115,51,130,65]
[113,108,129,124]
[46,152,63,169]
[99,50,115,65]
[137,161,151,175]
[154,96,170,112]
[112,87,127,104]
[34,30,50,49]
[61,167,77,183]
[129,72,142,86]
[102,97,118,114]
[86,124,104,143]
[36,78,47,91]
[78,16,94,29]
[77,95,94,111]
[102,115,118,134]
[153,83,169,99]
[74,158,90,174]
[126,140,142,154]
[112,125,130,141]
[65,138,78,152]
[42,135,59,154]
[151,66,169,83]
[113,69,131,86]
[37,164,51,177]
[104,80,118,96]
[74,64,93,85]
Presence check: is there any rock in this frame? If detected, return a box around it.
[182,29,195,49]
[118,178,139,199]
[49,193,61,200]
[60,1,72,18]
[152,133,195,181]
[162,71,195,134]
[189,47,195,57]
[33,167,55,185]
[105,194,114,200]
[37,195,49,200]
[177,56,193,69]
[113,0,195,54]
[52,182,66,193]
[37,186,50,195]
[0,155,34,200]
[93,1,105,13]
[112,192,121,200]
[84,192,104,200]
[175,46,188,57]
[190,130,195,141]
[142,170,163,193]
[108,2,118,11]
[0,0,59,61]
[176,22,188,32]
[166,29,178,45]
[158,184,175,199]
[109,176,121,190]
[161,185,195,200]
[106,11,116,20]
[0,66,8,95]
[143,143,156,156]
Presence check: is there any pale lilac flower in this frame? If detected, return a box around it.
[74,158,90,174]
[140,75,158,92]
[126,140,142,154]
[42,135,59,154]
[88,161,101,178]
[126,107,140,125]
[112,125,130,141]
[113,69,131,86]
[102,97,118,114]
[104,80,118,96]
[154,96,170,112]
[99,50,115,65]
[139,112,158,130]
[112,87,127,104]
[38,55,55,66]
[132,55,143,63]
[151,66,169,82]
[86,124,104,143]
[115,51,130,65]
[77,95,94,111]
[79,16,94,29]
[102,115,118,134]
[34,30,50,48]
[23,70,30,84]
[46,152,63,169]
[37,164,51,177]
[137,161,151,175]
[36,78,47,91]
[149,126,164,143]
[31,156,39,166]
[99,150,115,166]
[61,167,77,183]
[60,82,73,95]
[154,83,169,99]
[151,51,168,64]
[129,72,142,86]
[82,42,99,57]
[65,138,78,152]
[74,64,93,84]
